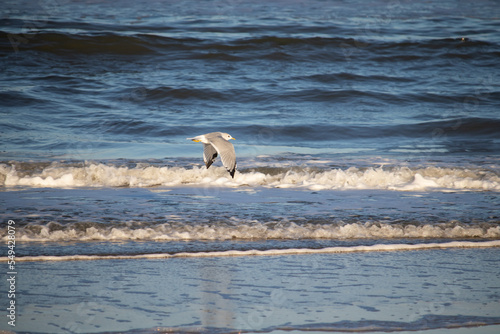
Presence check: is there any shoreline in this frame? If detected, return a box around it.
[2,239,500,263]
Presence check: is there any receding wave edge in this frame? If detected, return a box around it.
[3,240,500,262]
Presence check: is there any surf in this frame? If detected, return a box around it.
[2,160,499,191]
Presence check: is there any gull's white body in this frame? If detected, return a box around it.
[187,132,236,178]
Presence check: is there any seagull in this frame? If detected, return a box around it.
[187,132,236,178]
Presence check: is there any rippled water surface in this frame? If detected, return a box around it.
[1,0,500,333]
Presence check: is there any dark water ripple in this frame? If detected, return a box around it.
[2,30,497,59]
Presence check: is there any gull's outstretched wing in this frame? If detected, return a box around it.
[209,136,236,178]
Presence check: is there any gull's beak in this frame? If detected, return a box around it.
[231,137,235,140]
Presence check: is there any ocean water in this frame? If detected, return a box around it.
[1,0,500,333]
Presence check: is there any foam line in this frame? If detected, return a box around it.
[4,240,500,262]
[5,222,500,242]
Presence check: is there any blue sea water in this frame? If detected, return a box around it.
[1,0,500,333]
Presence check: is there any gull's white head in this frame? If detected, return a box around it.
[221,132,235,141]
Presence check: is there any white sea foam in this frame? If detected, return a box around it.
[5,221,500,242]
[4,240,500,262]
[1,162,499,191]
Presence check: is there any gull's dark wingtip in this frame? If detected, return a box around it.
[205,152,217,169]
[229,169,235,178]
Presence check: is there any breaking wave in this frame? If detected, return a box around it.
[1,161,499,191]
